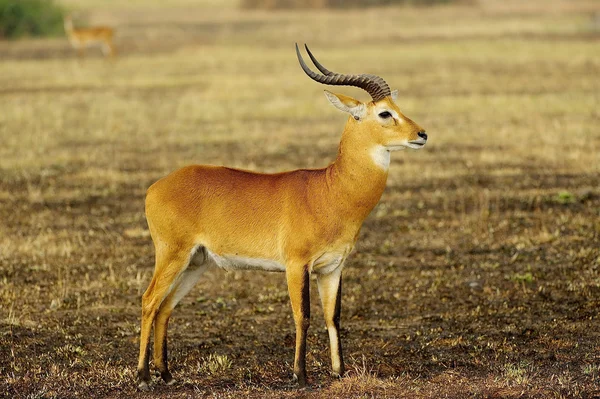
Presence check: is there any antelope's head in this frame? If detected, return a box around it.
[296,44,427,151]
[64,14,73,30]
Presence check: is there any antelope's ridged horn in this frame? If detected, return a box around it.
[295,43,391,102]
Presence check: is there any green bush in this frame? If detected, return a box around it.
[0,0,64,39]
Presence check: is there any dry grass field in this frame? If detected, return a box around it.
[1,0,599,397]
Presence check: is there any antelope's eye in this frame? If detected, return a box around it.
[378,111,392,119]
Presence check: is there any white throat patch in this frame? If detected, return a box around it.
[370,145,390,171]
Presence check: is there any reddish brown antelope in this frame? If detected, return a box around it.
[64,15,115,58]
[137,44,428,390]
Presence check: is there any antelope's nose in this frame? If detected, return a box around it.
[418,131,427,140]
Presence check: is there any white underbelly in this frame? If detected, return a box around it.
[206,250,286,272]
[71,39,103,48]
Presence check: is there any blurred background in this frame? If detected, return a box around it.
[1,0,599,398]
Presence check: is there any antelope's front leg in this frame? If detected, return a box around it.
[286,263,311,387]
[316,266,344,377]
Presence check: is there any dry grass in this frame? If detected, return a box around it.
[1,0,599,398]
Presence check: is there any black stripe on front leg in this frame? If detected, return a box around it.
[302,267,311,320]
[334,277,341,328]
[137,345,151,389]
[160,334,173,384]
[295,267,311,387]
[334,277,344,376]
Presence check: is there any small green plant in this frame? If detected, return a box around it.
[56,344,87,357]
[510,271,534,283]
[555,191,576,205]
[582,364,600,375]
[503,361,531,385]
[0,0,64,39]
[198,354,233,375]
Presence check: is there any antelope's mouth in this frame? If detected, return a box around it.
[406,138,427,149]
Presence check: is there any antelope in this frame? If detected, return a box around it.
[136,44,428,390]
[63,15,115,58]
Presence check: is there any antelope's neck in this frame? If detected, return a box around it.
[325,120,389,223]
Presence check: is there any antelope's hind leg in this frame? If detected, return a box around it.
[102,40,115,58]
[137,245,200,390]
[153,248,209,385]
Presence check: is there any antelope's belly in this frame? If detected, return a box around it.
[207,250,286,272]
[311,245,353,275]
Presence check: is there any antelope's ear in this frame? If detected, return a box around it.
[390,89,398,102]
[324,90,366,120]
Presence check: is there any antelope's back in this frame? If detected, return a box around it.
[144,165,328,258]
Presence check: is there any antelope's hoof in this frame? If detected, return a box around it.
[138,381,150,391]
[331,368,346,378]
[137,369,151,391]
[292,373,307,388]
[161,370,174,385]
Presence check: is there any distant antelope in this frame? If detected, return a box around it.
[63,15,115,58]
[137,44,428,390]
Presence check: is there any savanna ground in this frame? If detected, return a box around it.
[1,0,599,397]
